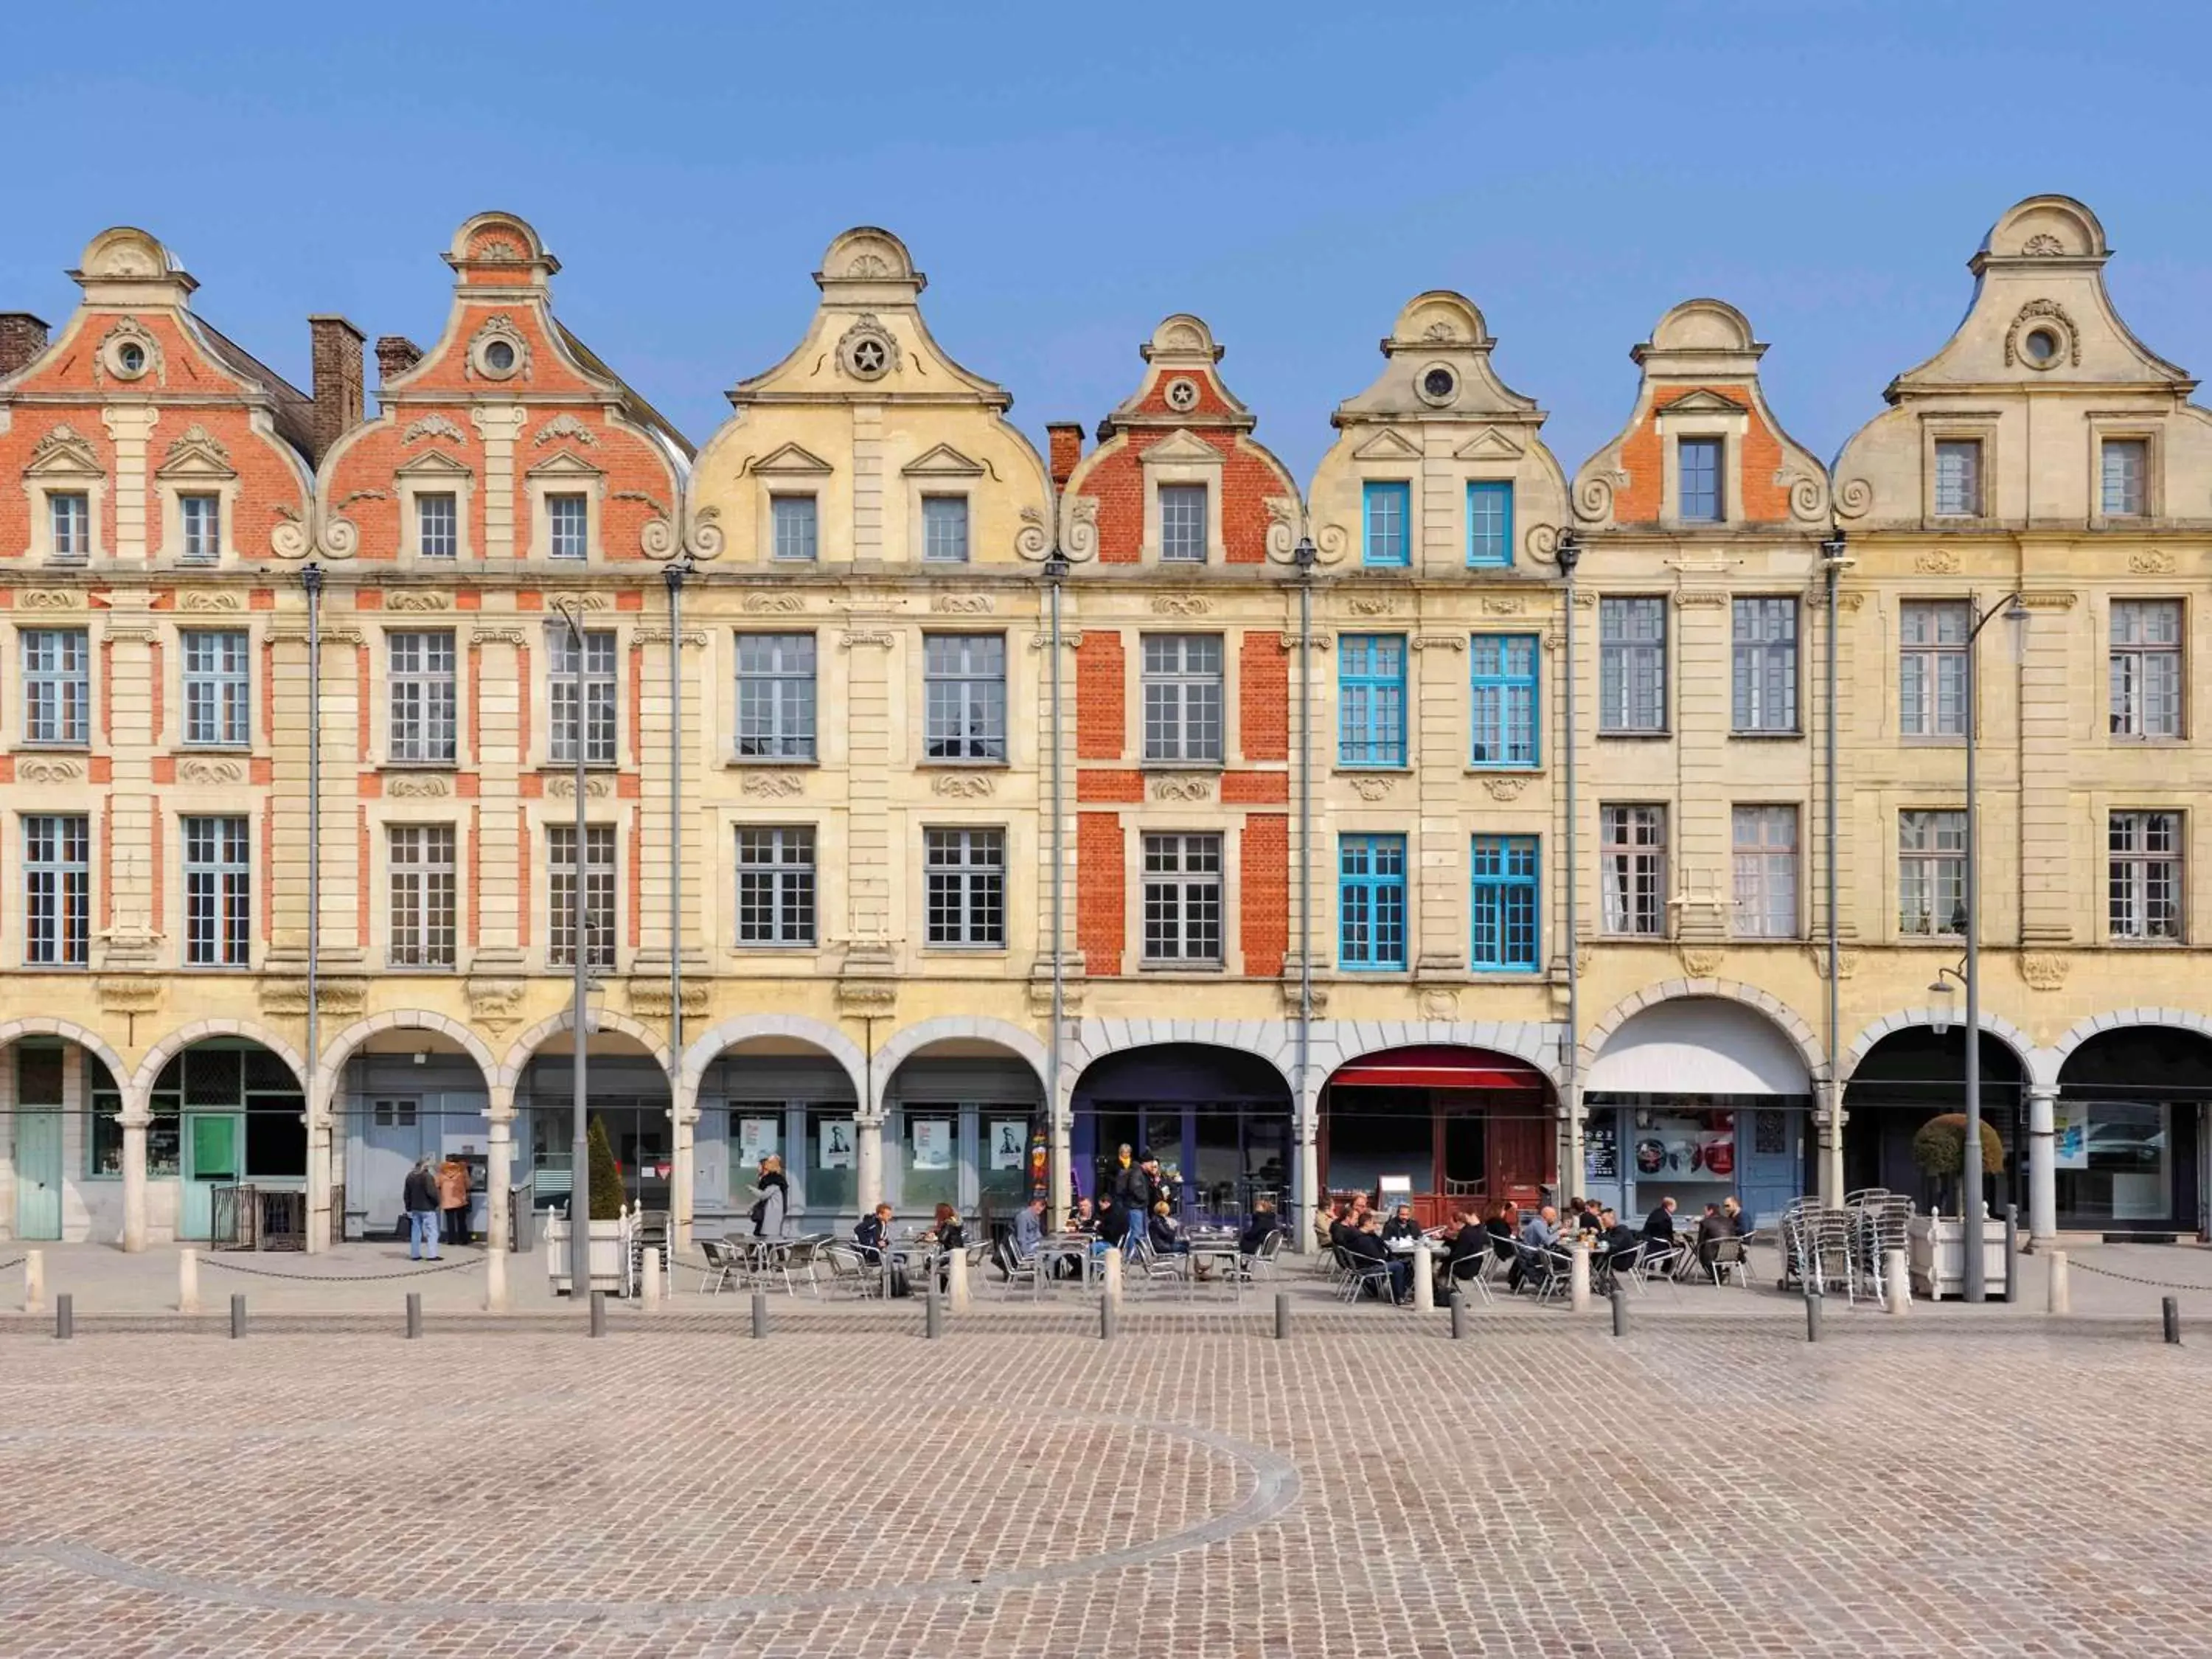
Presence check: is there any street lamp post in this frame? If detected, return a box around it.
[1044,542,1068,1226]
[552,597,593,1296]
[1926,590,2031,1303]
[662,552,697,1244]
[1292,533,1318,1239]
[301,563,324,1251]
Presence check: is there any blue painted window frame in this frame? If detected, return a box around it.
[1338,635,1407,767]
[1467,481,1514,566]
[1363,481,1411,566]
[1338,834,1408,970]
[1679,437,1723,522]
[1471,835,1540,971]
[1470,634,1539,767]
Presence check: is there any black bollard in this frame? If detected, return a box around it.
[1273,1290,1290,1340]
[230,1293,246,1340]
[751,1290,768,1340]
[588,1290,606,1338]
[1450,1291,1467,1341]
[405,1292,422,1340]
[925,1285,943,1340]
[1805,1289,1823,1344]
[1101,1294,1118,1341]
[1610,1285,1629,1338]
[2003,1204,2020,1304]
[2163,1295,2182,1345]
[55,1293,72,1340]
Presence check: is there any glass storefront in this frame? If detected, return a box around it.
[1585,1093,1811,1228]
[806,1107,859,1214]
[2053,1099,2171,1221]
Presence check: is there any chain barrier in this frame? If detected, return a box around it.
[2067,1256,2212,1295]
[199,1253,486,1283]
[0,1256,23,1275]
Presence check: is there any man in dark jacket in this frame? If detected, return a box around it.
[854,1203,893,1266]
[1093,1192,1128,1249]
[1440,1208,1489,1296]
[1345,1214,1409,1304]
[1643,1196,1678,1247]
[1237,1200,1278,1259]
[403,1159,442,1261]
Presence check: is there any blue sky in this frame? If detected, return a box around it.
[5,1,2208,481]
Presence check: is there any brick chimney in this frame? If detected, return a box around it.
[0,313,52,378]
[375,334,423,388]
[1047,421,1085,490]
[307,315,365,461]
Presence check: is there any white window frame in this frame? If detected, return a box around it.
[1899,600,1969,740]
[178,493,223,564]
[924,827,1005,948]
[1730,805,1798,939]
[23,813,90,967]
[548,627,618,766]
[735,825,816,947]
[387,822,457,967]
[1142,634,1224,764]
[1141,832,1222,966]
[1138,434,1227,564]
[1920,420,1997,526]
[1897,809,1967,939]
[2108,810,2183,942]
[387,630,459,765]
[771,495,820,563]
[1598,598,1667,734]
[2109,599,2183,740]
[526,453,604,563]
[735,633,817,761]
[1599,804,1667,937]
[20,627,91,747]
[181,629,252,749]
[547,822,616,969]
[2099,436,2152,520]
[922,633,1007,762]
[1731,597,1798,734]
[397,453,475,560]
[183,814,252,967]
[921,495,970,564]
[414,491,460,560]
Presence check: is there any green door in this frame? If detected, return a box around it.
[181,1113,243,1241]
[15,1110,63,1240]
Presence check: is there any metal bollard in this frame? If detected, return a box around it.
[751,1290,768,1340]
[178,1247,201,1315]
[2046,1249,2070,1316]
[2003,1204,2020,1304]
[55,1293,72,1340]
[1804,1290,1823,1343]
[2163,1295,2182,1345]
[588,1290,606,1338]
[1273,1290,1290,1340]
[1450,1291,1468,1341]
[925,1284,943,1339]
[1611,1285,1629,1338]
[405,1292,422,1340]
[1100,1293,1118,1341]
[230,1293,247,1340]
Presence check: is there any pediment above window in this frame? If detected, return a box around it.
[525,448,604,480]
[394,448,475,479]
[1138,428,1224,469]
[1453,427,1526,461]
[901,442,985,478]
[24,424,102,477]
[1659,389,1747,416]
[156,424,236,479]
[1352,428,1422,462]
[753,442,835,476]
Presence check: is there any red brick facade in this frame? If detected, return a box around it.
[1239,813,1289,978]
[1077,812,1125,975]
[1238,632,1288,762]
[1612,385,1789,524]
[1075,633,1125,759]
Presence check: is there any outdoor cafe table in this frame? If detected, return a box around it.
[1184,1230,1245,1295]
[1033,1234,1101,1292]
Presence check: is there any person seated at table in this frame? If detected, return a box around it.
[1148,1198,1211,1279]
[1440,1208,1489,1292]
[1506,1205,1561,1293]
[1694,1202,1731,1272]
[1093,1192,1130,1251]
[1011,1196,1046,1266]
[1328,1204,1361,1255]
[1346,1193,1374,1232]
[1486,1202,1520,1260]
[1312,1199,1340,1252]
[1575,1199,1607,1238]
[1344,1213,1411,1304]
[1238,1199,1278,1260]
[1641,1196,1679,1258]
[1722,1194,1749,1237]
[1597,1207,1639,1265]
[1380,1202,1422,1245]
[854,1202,894,1267]
[1070,1196,1096,1234]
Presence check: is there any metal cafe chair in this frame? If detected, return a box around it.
[1705,1234,1751,1289]
[695,1238,741,1295]
[1335,1245,1393,1304]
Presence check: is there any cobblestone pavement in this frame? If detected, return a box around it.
[1,1324,2208,1658]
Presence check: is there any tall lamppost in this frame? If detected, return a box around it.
[1043,540,1068,1225]
[1924,589,2032,1303]
[301,562,324,1250]
[552,597,593,1295]
[1819,528,1852,1205]
[662,552,697,1243]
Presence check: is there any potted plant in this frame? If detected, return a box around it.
[546,1116,631,1295]
[1905,1114,2008,1298]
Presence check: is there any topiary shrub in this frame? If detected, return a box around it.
[1910,1113,2006,1178]
[585,1115,625,1222]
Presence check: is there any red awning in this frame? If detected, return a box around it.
[1328,1046,1546,1091]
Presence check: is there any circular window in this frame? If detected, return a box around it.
[484,339,515,372]
[1164,376,1200,412]
[1414,363,1458,408]
[2023,329,2058,365]
[118,342,145,374]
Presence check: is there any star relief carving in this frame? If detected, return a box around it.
[836,314,900,382]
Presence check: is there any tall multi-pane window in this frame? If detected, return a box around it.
[416,493,459,558]
[1142,634,1223,762]
[549,629,616,765]
[1159,484,1208,563]
[1731,598,1798,732]
[547,824,616,967]
[925,827,1004,947]
[923,634,1006,761]
[24,815,89,967]
[1470,835,1539,971]
[49,493,91,560]
[1599,597,1667,732]
[736,633,817,759]
[1933,439,1983,517]
[1141,833,1221,964]
[388,631,457,763]
[922,495,970,563]
[1599,806,1667,936]
[735,827,815,945]
[1338,635,1406,766]
[2110,599,2183,738]
[1898,810,1967,937]
[772,495,818,562]
[1339,835,1407,969]
[182,630,251,747]
[1899,601,1969,737]
[547,493,589,560]
[2101,439,2149,517]
[184,815,251,966]
[21,629,90,745]
[1470,635,1539,767]
[2109,812,2182,941]
[1731,806,1799,939]
[1467,481,1514,566]
[1363,481,1409,566]
[386,824,456,967]
[179,494,221,563]
[1678,437,1723,522]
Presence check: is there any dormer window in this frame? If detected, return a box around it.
[2102,439,2149,518]
[417,493,458,558]
[49,493,91,561]
[1933,440,1983,518]
[1678,437,1724,523]
[547,493,589,560]
[180,494,220,563]
[772,495,818,563]
[1363,482,1410,566]
[1160,484,1208,563]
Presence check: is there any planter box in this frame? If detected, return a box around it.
[544,1213,627,1295]
[1907,1211,2008,1300]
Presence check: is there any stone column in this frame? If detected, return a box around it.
[486,1086,515,1312]
[2026,1084,2058,1249]
[305,1071,332,1255]
[119,1098,150,1252]
[1818,1078,1846,1207]
[669,1071,699,1248]
[856,1116,885,1213]
[1048,1088,1071,1232]
[1295,1118,1321,1254]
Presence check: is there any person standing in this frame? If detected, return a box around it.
[437,1155,470,1247]
[746,1154,790,1241]
[403,1158,442,1262]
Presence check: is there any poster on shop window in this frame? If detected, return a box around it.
[989,1119,1027,1170]
[911,1118,954,1169]
[1584,1120,1618,1181]
[737,1116,780,1168]
[818,1117,855,1169]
